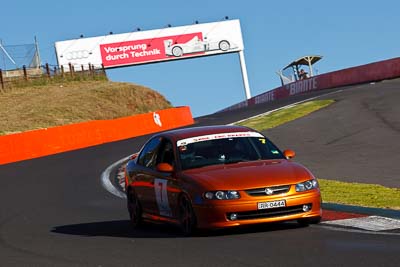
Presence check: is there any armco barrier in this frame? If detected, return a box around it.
[0,106,194,165]
[220,57,400,112]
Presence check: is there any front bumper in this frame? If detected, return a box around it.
[193,190,321,229]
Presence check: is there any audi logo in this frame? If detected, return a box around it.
[65,50,90,60]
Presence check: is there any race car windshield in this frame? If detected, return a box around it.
[178,136,285,170]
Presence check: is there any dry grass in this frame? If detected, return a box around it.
[0,80,172,135]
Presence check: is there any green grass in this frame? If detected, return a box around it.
[319,179,400,210]
[237,100,335,131]
[237,100,399,210]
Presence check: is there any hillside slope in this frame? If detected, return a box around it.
[0,80,172,135]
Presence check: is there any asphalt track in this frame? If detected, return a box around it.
[265,79,400,188]
[0,79,399,266]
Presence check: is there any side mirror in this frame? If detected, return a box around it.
[283,149,296,159]
[156,163,174,173]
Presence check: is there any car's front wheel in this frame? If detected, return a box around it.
[127,188,142,229]
[172,46,183,57]
[179,194,197,236]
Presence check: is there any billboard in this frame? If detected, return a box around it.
[55,20,244,70]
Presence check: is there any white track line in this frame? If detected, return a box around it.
[322,216,400,232]
[100,155,131,199]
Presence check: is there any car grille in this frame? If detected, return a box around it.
[227,204,310,221]
[245,185,291,197]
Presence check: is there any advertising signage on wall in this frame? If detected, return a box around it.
[100,32,205,67]
[55,20,244,70]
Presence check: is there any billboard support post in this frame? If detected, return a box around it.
[238,50,251,99]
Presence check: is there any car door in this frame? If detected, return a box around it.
[134,136,162,215]
[150,139,181,219]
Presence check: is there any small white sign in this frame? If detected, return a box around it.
[153,112,162,127]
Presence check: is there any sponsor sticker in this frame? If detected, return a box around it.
[177,131,263,146]
[153,112,162,127]
[154,178,172,217]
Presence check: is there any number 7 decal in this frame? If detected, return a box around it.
[154,178,172,217]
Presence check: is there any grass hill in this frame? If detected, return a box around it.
[0,80,172,135]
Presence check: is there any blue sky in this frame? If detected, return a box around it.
[1,0,399,117]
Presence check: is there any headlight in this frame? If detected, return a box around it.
[295,179,318,192]
[204,190,240,200]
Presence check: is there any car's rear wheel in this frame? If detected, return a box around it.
[219,40,230,51]
[297,216,321,226]
[179,194,197,236]
[127,188,142,228]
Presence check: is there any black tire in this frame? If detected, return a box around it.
[219,40,230,51]
[179,194,197,236]
[172,46,183,57]
[297,216,321,226]
[127,188,142,229]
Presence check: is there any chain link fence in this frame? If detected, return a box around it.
[0,39,107,91]
[0,42,39,70]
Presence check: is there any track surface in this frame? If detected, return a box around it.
[0,80,399,266]
[265,79,400,188]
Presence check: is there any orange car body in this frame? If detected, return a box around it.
[125,125,321,232]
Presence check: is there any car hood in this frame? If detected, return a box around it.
[181,160,313,190]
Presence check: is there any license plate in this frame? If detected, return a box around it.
[258,200,286,210]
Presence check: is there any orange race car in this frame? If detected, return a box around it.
[125,125,321,235]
